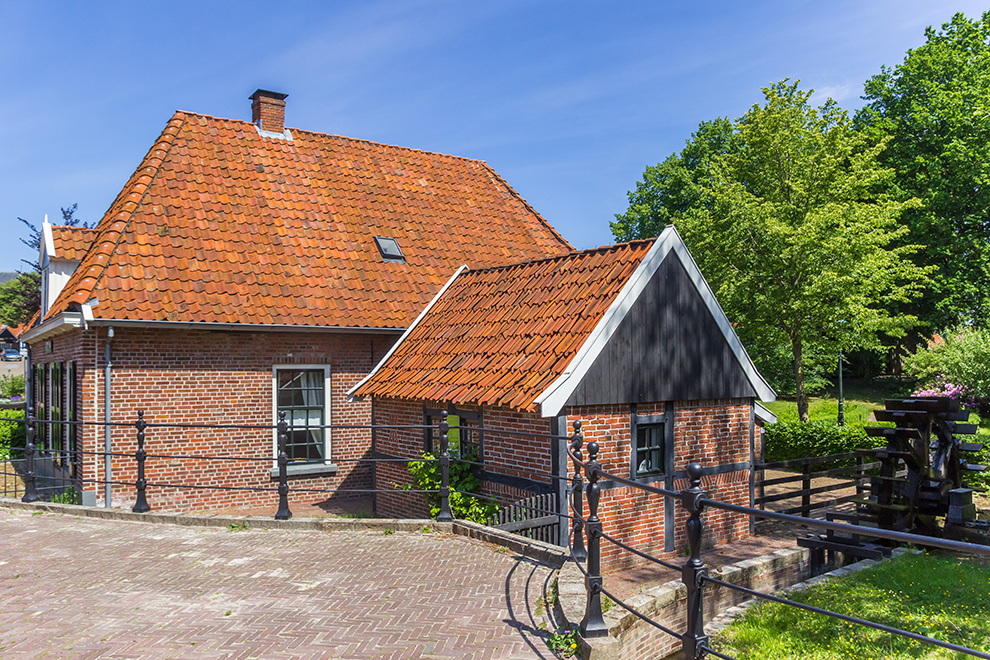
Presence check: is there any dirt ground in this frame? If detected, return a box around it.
[1,460,25,498]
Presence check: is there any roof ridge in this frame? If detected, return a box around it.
[479,162,573,251]
[47,111,188,319]
[177,110,493,166]
[464,238,656,277]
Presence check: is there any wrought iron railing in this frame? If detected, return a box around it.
[4,410,990,658]
[0,409,564,523]
[563,421,990,659]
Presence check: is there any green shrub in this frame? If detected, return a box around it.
[763,421,880,463]
[0,373,24,399]
[403,452,498,523]
[0,409,25,460]
[904,327,990,415]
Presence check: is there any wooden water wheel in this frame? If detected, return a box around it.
[859,397,986,535]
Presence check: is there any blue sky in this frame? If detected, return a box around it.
[1,1,987,272]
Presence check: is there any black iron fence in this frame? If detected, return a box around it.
[4,410,990,658]
[564,421,990,659]
[0,409,566,525]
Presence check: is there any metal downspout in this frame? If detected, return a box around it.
[104,327,113,508]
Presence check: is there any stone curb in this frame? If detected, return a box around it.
[0,497,570,567]
[452,519,570,567]
[556,545,921,660]
[703,546,922,638]
[0,497,449,533]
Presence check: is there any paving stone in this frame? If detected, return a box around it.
[0,508,555,659]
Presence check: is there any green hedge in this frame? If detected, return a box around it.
[0,409,26,461]
[764,421,881,464]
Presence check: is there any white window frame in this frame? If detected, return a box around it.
[271,364,332,467]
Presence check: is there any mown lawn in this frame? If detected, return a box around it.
[711,552,990,659]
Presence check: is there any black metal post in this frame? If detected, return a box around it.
[837,349,845,426]
[580,438,608,637]
[275,411,292,520]
[801,463,811,518]
[437,412,453,522]
[681,462,709,659]
[570,420,587,561]
[132,410,150,513]
[21,407,39,503]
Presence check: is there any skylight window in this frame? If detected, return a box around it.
[374,236,404,261]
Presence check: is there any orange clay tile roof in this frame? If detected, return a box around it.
[50,227,97,261]
[351,240,656,412]
[45,111,571,327]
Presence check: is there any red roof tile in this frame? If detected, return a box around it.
[46,112,571,327]
[50,227,97,261]
[352,240,655,412]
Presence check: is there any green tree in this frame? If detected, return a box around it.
[611,117,738,242]
[857,11,990,331]
[678,81,930,421]
[0,271,41,327]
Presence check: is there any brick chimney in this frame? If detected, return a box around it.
[250,89,288,133]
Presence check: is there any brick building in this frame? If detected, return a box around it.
[20,90,571,509]
[350,228,776,569]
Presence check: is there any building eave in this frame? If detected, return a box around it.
[21,312,84,344]
[22,316,406,343]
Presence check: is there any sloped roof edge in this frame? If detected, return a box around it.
[347,265,469,402]
[533,225,776,417]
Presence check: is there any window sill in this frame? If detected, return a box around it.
[270,463,338,479]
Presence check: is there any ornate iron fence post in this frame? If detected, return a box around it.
[21,407,39,503]
[437,412,453,522]
[580,438,608,637]
[570,420,587,561]
[132,410,151,513]
[275,411,292,520]
[681,462,709,659]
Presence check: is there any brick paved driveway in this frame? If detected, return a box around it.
[0,508,557,659]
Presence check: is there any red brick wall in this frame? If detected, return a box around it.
[27,326,395,512]
[566,399,753,571]
[372,396,754,571]
[373,399,557,519]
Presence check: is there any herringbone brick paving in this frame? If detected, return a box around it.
[0,509,556,659]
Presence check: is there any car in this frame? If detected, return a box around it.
[2,348,21,361]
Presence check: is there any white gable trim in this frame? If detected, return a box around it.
[534,226,776,417]
[42,216,55,262]
[347,264,469,401]
[754,401,777,425]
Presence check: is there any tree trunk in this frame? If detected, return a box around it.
[792,336,809,423]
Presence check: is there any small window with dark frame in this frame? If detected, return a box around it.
[424,407,482,463]
[374,236,404,261]
[635,423,664,477]
[276,368,327,462]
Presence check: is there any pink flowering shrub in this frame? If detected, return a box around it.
[912,375,978,408]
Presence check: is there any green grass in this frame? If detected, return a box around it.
[711,552,990,659]
[764,379,898,425]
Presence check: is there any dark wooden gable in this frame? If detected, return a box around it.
[564,252,757,407]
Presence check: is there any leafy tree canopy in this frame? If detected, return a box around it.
[857,11,990,330]
[0,271,41,327]
[621,81,931,421]
[611,117,738,242]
